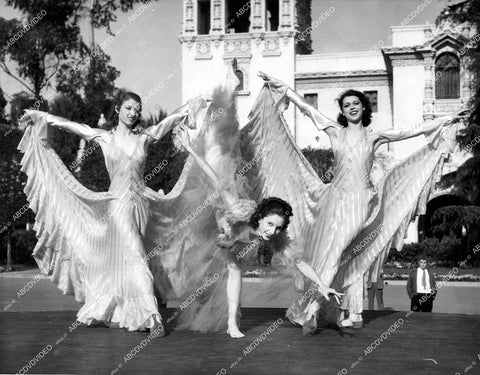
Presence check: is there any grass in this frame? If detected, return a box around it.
[383,266,480,281]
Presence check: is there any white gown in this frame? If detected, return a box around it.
[18,111,186,330]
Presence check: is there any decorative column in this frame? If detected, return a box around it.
[423,52,435,120]
[183,0,196,36]
[461,56,472,105]
[250,0,266,33]
[279,0,294,31]
[211,0,225,35]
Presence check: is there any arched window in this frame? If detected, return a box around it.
[235,69,244,91]
[435,53,460,99]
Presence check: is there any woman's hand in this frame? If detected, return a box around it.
[257,71,288,90]
[317,284,344,305]
[19,109,45,129]
[184,95,208,129]
[217,216,232,239]
[187,95,208,111]
[440,109,470,128]
[451,109,470,124]
[20,109,43,123]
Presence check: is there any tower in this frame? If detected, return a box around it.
[179,0,311,126]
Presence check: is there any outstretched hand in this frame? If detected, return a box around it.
[187,95,208,113]
[451,108,470,123]
[257,71,287,89]
[441,108,470,127]
[317,284,344,305]
[19,109,43,129]
[20,109,39,123]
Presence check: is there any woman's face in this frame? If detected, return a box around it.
[341,95,364,125]
[118,98,142,128]
[256,213,285,241]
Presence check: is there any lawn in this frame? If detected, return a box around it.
[383,266,480,281]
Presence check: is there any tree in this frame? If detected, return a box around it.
[437,1,480,152]
[0,124,30,270]
[0,0,155,100]
[431,205,480,265]
[434,1,480,257]
[88,0,157,35]
[455,156,480,205]
[0,87,7,123]
[301,147,335,182]
[0,1,83,99]
[142,110,187,194]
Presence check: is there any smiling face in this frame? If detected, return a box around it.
[256,213,285,241]
[341,95,364,125]
[117,98,142,128]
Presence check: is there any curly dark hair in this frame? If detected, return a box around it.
[336,89,372,127]
[249,197,293,231]
[107,89,143,130]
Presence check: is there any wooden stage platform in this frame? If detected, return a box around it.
[1,308,479,375]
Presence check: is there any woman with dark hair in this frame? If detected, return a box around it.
[174,130,343,338]
[19,90,205,333]
[257,71,464,333]
[336,89,373,127]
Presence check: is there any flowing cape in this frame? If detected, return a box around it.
[241,85,455,324]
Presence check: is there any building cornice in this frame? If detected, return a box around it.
[295,70,390,89]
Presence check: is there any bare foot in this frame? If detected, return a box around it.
[227,319,245,338]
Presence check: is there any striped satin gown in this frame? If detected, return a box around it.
[18,114,162,331]
[286,127,376,324]
[286,123,449,325]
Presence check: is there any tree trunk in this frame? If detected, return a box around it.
[6,226,13,272]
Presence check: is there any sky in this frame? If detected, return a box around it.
[0,0,455,115]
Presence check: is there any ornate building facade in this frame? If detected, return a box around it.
[180,0,312,129]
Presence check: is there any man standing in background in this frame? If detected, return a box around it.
[406,256,437,312]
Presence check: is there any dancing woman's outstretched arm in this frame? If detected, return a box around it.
[143,96,207,143]
[22,110,106,141]
[371,110,467,151]
[284,247,344,304]
[258,71,341,141]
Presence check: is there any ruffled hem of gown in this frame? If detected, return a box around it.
[18,113,113,302]
[77,294,162,331]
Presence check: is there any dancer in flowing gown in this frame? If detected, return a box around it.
[252,72,463,333]
[19,91,204,332]
[173,129,343,338]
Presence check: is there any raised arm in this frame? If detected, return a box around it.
[283,246,343,304]
[142,96,207,143]
[22,110,105,141]
[177,129,236,207]
[258,71,341,140]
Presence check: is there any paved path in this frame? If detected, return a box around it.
[1,270,479,315]
[1,309,479,375]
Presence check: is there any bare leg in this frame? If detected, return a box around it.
[226,263,244,338]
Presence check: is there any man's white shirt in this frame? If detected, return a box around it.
[416,267,432,293]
